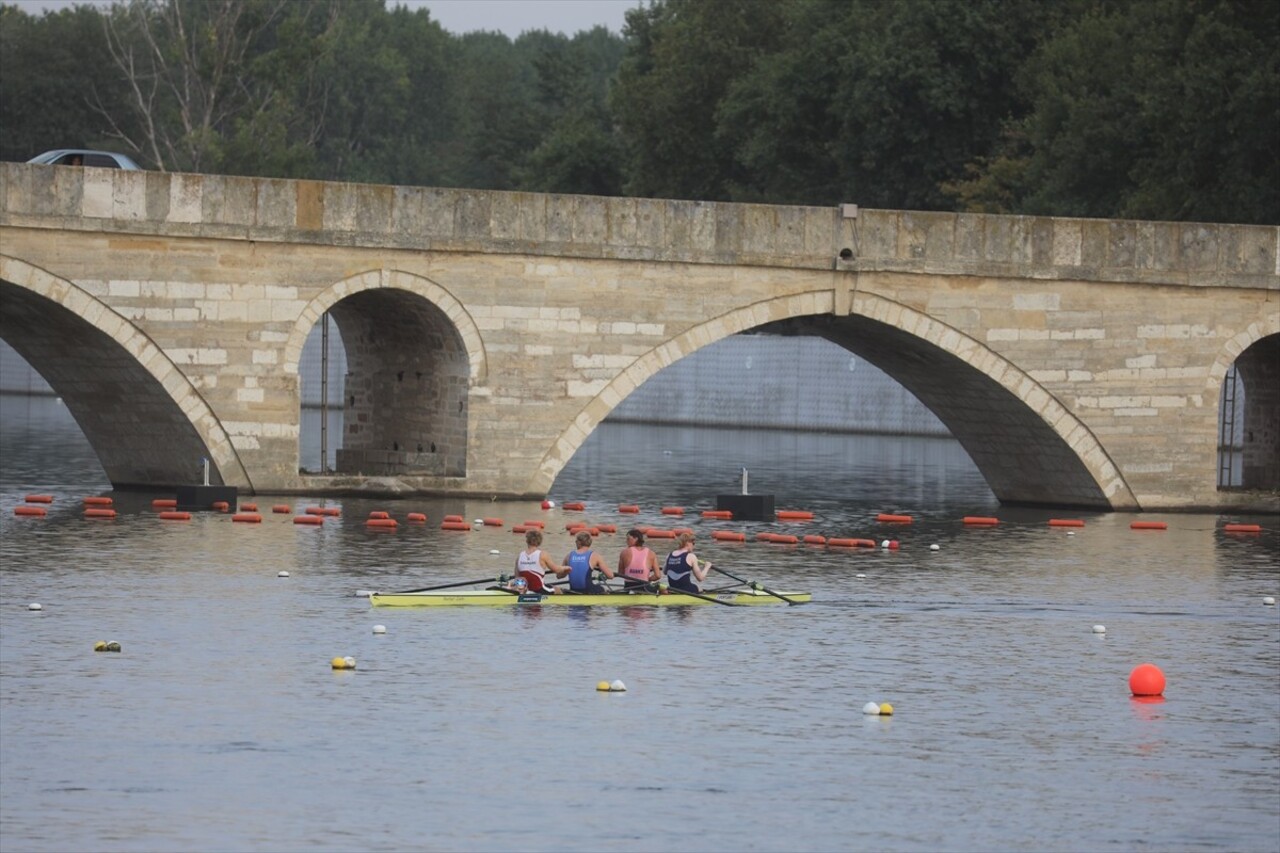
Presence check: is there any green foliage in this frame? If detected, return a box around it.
[1,0,1274,224]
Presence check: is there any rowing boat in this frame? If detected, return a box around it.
[368,588,811,607]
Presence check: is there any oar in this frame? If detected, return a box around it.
[709,566,799,605]
[392,575,503,594]
[593,576,741,606]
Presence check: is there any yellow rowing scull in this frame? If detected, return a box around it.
[368,588,810,607]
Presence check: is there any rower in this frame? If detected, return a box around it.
[563,531,613,593]
[514,528,562,594]
[664,532,710,593]
[617,528,662,591]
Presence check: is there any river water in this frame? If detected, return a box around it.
[1,396,1277,852]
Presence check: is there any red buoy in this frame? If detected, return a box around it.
[618,504,640,513]
[407,512,427,523]
[272,504,291,514]
[14,506,47,517]
[1129,663,1166,697]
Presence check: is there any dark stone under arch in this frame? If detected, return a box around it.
[325,288,470,477]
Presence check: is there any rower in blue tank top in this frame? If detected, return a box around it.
[664,532,711,593]
[564,531,614,593]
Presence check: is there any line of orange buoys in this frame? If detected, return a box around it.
[7,495,1269,554]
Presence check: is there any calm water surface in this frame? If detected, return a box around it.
[1,397,1277,852]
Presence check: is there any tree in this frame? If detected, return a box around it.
[0,4,132,163]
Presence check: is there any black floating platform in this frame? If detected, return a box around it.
[175,485,238,511]
[716,494,775,522]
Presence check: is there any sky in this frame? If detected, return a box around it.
[14,0,643,38]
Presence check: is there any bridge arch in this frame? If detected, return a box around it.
[1208,314,1280,491]
[284,269,488,478]
[535,288,1136,509]
[0,255,250,488]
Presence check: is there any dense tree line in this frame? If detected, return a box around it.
[1,0,1274,224]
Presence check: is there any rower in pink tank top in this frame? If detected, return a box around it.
[617,529,661,589]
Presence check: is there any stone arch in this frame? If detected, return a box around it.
[1208,313,1280,490]
[282,268,487,383]
[0,255,250,488]
[533,289,1136,509]
[283,269,487,478]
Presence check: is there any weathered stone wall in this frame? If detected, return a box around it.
[0,163,1275,510]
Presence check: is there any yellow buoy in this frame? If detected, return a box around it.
[596,680,611,692]
[879,702,894,716]
[332,657,348,670]
[94,641,107,652]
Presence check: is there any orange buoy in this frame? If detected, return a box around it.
[24,494,54,504]
[523,520,545,528]
[711,531,746,542]
[366,518,398,529]
[212,501,230,512]
[83,496,113,506]
[272,504,291,514]
[647,529,676,539]
[1129,663,1166,697]
[701,510,733,519]
[768,534,800,544]
[152,498,177,509]
[511,525,530,533]
[443,514,464,523]
[407,512,427,523]
[803,535,827,545]
[158,511,191,521]
[1049,519,1085,527]
[293,515,323,525]
[876,513,912,523]
[232,513,262,523]
[369,511,390,520]
[962,516,999,525]
[14,506,47,517]
[1223,523,1261,533]
[618,504,640,513]
[755,532,779,542]
[566,522,587,531]
[828,538,877,548]
[441,521,471,531]
[318,507,340,517]
[596,524,617,533]
[1130,521,1168,530]
[241,503,258,512]
[482,518,504,527]
[777,510,814,520]
[660,507,685,516]
[562,502,586,511]
[85,508,117,519]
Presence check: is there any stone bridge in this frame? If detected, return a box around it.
[1,163,1276,510]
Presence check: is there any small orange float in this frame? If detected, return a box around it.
[876,513,912,523]
[701,510,733,519]
[83,496,113,506]
[441,521,471,531]
[777,510,814,521]
[151,498,177,509]
[1130,521,1168,530]
[562,502,586,511]
[1049,519,1085,527]
[618,504,640,513]
[366,518,398,529]
[14,506,47,517]
[272,504,291,514]
[803,535,827,545]
[293,515,323,525]
[25,494,54,504]
[1223,523,1261,533]
[232,513,262,523]
[85,508,117,519]
[963,516,1000,526]
[407,512,427,523]
[158,511,191,521]
[711,531,746,542]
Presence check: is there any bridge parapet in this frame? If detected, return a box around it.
[2,163,1274,290]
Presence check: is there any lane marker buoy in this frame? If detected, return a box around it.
[373,625,387,634]
[28,603,42,611]
[1129,663,1165,696]
[1092,624,1106,634]
[862,701,880,715]
[278,571,290,578]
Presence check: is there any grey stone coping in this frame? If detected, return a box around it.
[1,163,1275,289]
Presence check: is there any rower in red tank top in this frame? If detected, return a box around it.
[514,528,564,593]
[617,528,661,590]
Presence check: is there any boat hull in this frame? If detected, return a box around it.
[368,588,810,607]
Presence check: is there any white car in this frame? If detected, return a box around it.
[27,149,141,169]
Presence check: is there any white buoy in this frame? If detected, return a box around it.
[343,656,356,669]
[277,571,290,578]
[880,539,890,548]
[1092,624,1106,634]
[27,603,42,611]
[1067,531,1076,536]
[355,590,374,598]
[372,624,386,634]
[546,500,555,508]
[474,518,483,524]
[1264,597,1276,606]
[610,679,627,692]
[862,701,881,715]
[856,573,867,579]
[489,549,500,555]
[929,544,940,551]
